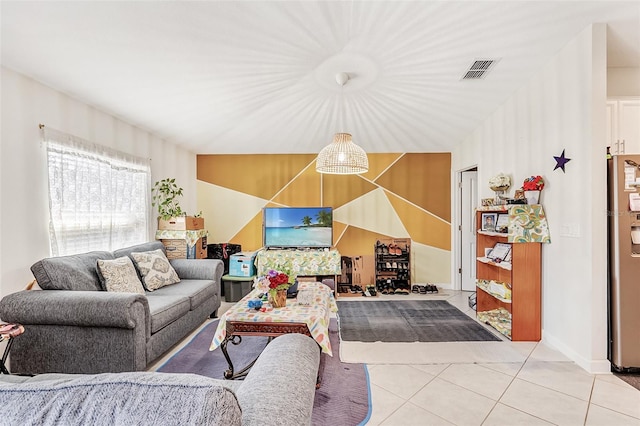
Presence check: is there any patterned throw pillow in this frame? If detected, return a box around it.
[130,249,180,291]
[96,257,145,295]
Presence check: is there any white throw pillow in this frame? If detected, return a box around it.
[97,257,145,294]
[130,249,180,291]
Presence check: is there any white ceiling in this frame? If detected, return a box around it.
[2,1,639,154]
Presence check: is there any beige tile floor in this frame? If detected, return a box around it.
[150,288,640,426]
[350,289,640,426]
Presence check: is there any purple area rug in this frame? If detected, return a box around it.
[157,318,370,426]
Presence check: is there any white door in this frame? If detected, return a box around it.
[461,170,478,291]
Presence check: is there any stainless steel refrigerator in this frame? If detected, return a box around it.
[607,154,640,372]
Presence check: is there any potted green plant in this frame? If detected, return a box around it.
[152,179,205,231]
[152,178,184,221]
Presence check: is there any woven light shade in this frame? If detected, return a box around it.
[316,133,369,175]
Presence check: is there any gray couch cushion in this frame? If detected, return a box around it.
[113,241,166,259]
[151,279,216,310]
[146,295,191,333]
[0,372,242,426]
[31,251,114,291]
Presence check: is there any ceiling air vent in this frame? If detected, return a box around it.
[461,59,499,80]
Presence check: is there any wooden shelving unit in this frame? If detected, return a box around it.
[475,209,542,341]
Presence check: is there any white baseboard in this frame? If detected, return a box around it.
[542,330,611,374]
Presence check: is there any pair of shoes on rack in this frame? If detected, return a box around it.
[350,285,363,293]
[387,244,402,255]
[362,285,377,297]
[394,287,410,295]
[413,283,438,294]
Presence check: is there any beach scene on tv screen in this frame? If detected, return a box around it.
[264,208,332,247]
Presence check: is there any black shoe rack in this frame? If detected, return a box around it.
[374,238,411,295]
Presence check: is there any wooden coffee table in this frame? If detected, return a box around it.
[210,282,337,382]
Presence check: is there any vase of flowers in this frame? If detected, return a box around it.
[253,269,292,308]
[270,289,287,308]
[522,175,544,204]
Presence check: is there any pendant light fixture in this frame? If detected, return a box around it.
[316,73,369,175]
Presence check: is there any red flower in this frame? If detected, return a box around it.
[523,175,544,191]
[268,272,289,287]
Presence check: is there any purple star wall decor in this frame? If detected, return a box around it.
[553,149,571,172]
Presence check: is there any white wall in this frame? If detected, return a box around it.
[452,24,610,373]
[608,67,640,96]
[0,67,197,297]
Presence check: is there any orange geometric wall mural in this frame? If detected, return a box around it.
[196,153,451,284]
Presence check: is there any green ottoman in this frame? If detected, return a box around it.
[222,274,256,302]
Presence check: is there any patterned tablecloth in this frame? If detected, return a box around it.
[154,229,208,246]
[255,249,341,278]
[210,281,338,356]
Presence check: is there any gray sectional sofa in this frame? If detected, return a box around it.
[0,333,321,426]
[0,241,223,375]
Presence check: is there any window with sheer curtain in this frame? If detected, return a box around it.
[43,127,151,256]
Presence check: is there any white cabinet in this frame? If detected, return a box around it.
[608,98,640,155]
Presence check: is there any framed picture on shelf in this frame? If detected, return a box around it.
[481,212,498,232]
[488,242,511,262]
[495,213,509,233]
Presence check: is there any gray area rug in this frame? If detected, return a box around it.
[337,300,501,342]
[157,318,370,426]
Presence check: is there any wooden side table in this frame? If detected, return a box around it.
[0,323,24,374]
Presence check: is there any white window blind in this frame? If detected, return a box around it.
[43,127,151,256]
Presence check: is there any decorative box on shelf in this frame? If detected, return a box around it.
[158,216,204,231]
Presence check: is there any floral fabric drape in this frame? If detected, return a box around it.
[507,204,551,243]
[255,249,341,279]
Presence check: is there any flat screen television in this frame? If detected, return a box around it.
[262,207,333,249]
